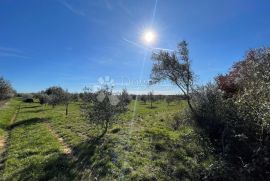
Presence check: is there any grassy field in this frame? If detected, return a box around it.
[0,98,214,180]
[0,99,21,138]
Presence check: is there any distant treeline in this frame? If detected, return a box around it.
[17,92,187,102]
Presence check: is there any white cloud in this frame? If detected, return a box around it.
[57,0,86,16]
[0,47,30,59]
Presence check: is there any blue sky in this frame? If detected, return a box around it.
[0,0,270,94]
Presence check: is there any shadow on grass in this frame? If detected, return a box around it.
[0,122,7,130]
[4,131,117,180]
[7,118,47,130]
[146,127,211,180]
[5,153,74,181]
[22,105,40,109]
[20,109,44,114]
[146,106,158,109]
[70,134,118,180]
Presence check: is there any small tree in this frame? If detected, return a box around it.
[70,93,79,102]
[82,86,128,136]
[119,88,131,105]
[0,77,14,100]
[148,91,154,108]
[45,86,70,115]
[150,40,195,113]
[140,95,147,104]
[165,95,174,105]
[62,90,71,116]
[37,93,50,107]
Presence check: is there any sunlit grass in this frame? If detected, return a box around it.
[1,99,215,180]
[0,98,20,138]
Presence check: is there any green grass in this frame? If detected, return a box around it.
[2,102,72,181]
[0,98,20,137]
[1,99,215,180]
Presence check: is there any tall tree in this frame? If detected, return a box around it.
[150,40,194,112]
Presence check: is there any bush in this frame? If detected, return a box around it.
[0,76,15,100]
[22,94,34,103]
[192,48,270,180]
[171,109,190,130]
[45,86,70,109]
[192,84,229,142]
[37,93,50,105]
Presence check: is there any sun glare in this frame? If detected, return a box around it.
[143,30,156,44]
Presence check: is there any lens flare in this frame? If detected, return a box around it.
[143,30,156,44]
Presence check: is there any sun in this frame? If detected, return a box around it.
[143,30,156,44]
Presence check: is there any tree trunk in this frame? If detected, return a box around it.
[151,101,153,108]
[187,97,194,113]
[100,120,109,138]
[65,103,69,116]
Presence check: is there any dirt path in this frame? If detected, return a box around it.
[0,101,6,108]
[45,123,72,155]
[0,101,9,111]
[0,139,5,153]
[0,106,20,175]
[0,108,19,151]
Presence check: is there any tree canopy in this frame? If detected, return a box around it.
[150,40,194,112]
[0,76,15,100]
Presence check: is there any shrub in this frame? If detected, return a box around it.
[171,109,190,130]
[192,48,270,180]
[37,93,50,105]
[22,94,34,103]
[111,127,120,133]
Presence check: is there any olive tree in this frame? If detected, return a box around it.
[45,86,70,115]
[37,93,50,107]
[62,91,71,116]
[119,88,131,105]
[148,91,154,108]
[165,95,174,105]
[0,77,14,100]
[150,41,195,113]
[81,87,128,136]
[140,95,147,104]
